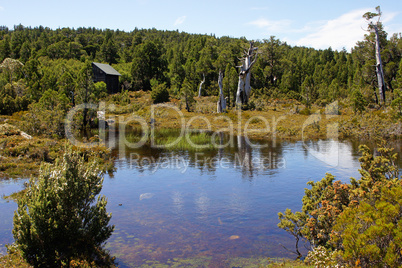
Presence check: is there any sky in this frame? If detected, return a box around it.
[0,0,402,51]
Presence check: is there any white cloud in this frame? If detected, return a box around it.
[248,18,292,32]
[247,8,398,51]
[174,16,186,26]
[294,8,372,50]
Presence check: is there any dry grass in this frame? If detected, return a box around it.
[109,91,401,142]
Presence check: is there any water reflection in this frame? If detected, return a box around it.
[101,132,379,266]
[1,132,401,267]
[114,131,287,180]
[303,139,357,168]
[195,192,210,220]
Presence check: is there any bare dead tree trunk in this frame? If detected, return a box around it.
[363,6,386,105]
[198,73,205,97]
[217,70,226,113]
[374,25,386,105]
[236,65,246,105]
[235,42,258,108]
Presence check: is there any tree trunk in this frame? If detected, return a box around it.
[82,86,88,129]
[198,73,205,97]
[374,25,386,105]
[217,70,226,113]
[235,42,258,108]
[236,66,246,106]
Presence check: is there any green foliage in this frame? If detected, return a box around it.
[0,81,30,115]
[131,40,166,91]
[12,149,115,267]
[278,142,400,264]
[109,89,130,105]
[350,144,399,201]
[277,209,307,258]
[332,184,402,267]
[100,30,119,64]
[391,89,402,116]
[300,174,350,247]
[181,78,195,112]
[93,81,108,101]
[151,82,170,104]
[0,24,400,110]
[22,89,71,137]
[351,89,367,114]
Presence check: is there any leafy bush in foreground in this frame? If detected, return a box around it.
[12,149,115,267]
[278,143,401,267]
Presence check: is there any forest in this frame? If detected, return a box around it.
[0,21,401,117]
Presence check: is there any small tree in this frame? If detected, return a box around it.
[12,149,114,267]
[151,82,170,104]
[391,89,402,116]
[181,78,195,112]
[277,209,307,259]
[351,89,367,114]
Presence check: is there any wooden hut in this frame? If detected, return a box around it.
[92,62,121,93]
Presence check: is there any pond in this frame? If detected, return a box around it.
[0,133,401,267]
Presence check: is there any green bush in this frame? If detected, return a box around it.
[351,89,367,114]
[332,184,402,267]
[92,81,108,101]
[21,89,71,137]
[12,149,115,267]
[151,83,170,104]
[391,89,402,116]
[278,143,400,265]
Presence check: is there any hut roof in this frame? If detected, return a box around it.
[92,62,121,76]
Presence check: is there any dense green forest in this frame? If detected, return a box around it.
[0,23,401,115]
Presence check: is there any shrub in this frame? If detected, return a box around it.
[305,246,344,268]
[151,83,170,104]
[92,81,108,101]
[332,184,402,267]
[278,143,400,263]
[12,149,115,267]
[391,89,402,116]
[351,89,367,114]
[21,89,71,137]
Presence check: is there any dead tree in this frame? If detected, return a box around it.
[198,73,205,97]
[217,70,226,113]
[235,41,258,107]
[363,6,386,105]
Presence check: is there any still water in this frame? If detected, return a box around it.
[0,136,400,267]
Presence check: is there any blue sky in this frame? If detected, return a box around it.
[0,0,401,51]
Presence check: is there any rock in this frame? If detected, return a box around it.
[20,131,32,140]
[229,235,240,240]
